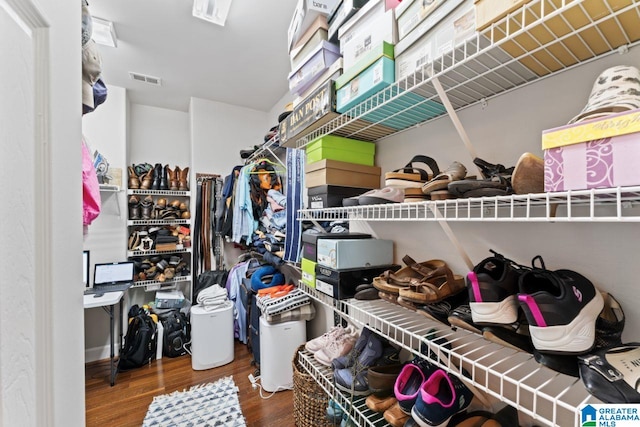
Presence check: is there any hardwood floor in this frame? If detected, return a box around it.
[85,341,296,426]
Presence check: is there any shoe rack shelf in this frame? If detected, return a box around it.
[127,247,192,258]
[132,275,191,291]
[99,184,121,192]
[127,219,191,226]
[297,186,640,223]
[297,349,389,427]
[127,189,190,197]
[283,0,640,149]
[298,282,600,427]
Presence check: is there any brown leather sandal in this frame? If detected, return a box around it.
[372,257,446,294]
[398,265,465,304]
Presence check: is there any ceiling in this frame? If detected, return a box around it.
[88,0,298,112]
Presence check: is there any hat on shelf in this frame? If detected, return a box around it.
[83,78,108,114]
[277,102,294,123]
[82,39,103,111]
[568,65,640,124]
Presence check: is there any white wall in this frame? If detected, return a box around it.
[82,85,128,361]
[189,97,269,268]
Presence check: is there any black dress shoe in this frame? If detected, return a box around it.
[579,343,640,403]
[151,163,162,190]
[160,164,169,190]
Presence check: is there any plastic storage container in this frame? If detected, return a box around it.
[190,302,234,370]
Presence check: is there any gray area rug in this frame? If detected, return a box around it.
[143,376,246,426]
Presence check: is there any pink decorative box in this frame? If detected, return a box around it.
[543,109,640,192]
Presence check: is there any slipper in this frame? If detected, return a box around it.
[398,265,466,304]
[358,187,404,205]
[482,325,535,353]
[396,296,419,311]
[416,289,469,326]
[447,410,495,426]
[429,190,456,200]
[373,258,447,294]
[365,394,397,413]
[384,155,440,188]
[421,161,467,194]
[343,189,376,207]
[378,290,400,305]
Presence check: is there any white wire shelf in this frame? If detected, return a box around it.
[99,184,121,192]
[127,247,191,257]
[127,189,190,196]
[299,282,600,427]
[286,0,640,149]
[132,275,191,290]
[245,134,283,165]
[297,186,640,222]
[127,219,191,226]
[297,349,389,427]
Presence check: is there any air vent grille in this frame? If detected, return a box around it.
[129,72,162,86]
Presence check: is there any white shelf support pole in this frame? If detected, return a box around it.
[429,204,474,271]
[430,75,482,176]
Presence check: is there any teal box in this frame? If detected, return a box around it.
[336,56,395,114]
[361,89,447,130]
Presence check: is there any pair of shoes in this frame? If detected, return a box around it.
[333,330,400,395]
[398,263,465,304]
[468,250,605,354]
[384,155,441,189]
[343,187,404,206]
[409,369,474,427]
[305,324,356,353]
[421,161,467,195]
[448,158,514,198]
[373,256,447,295]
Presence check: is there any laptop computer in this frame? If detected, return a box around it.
[85,261,134,295]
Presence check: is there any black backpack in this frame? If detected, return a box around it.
[117,305,157,371]
[161,310,191,358]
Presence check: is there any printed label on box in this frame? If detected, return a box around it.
[317,252,334,268]
[310,200,323,208]
[302,270,315,283]
[316,279,334,296]
[372,61,383,85]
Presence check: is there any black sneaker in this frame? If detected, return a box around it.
[467,250,524,326]
[518,257,604,354]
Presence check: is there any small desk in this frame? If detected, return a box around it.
[84,291,124,386]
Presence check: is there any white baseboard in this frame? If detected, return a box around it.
[85,346,117,363]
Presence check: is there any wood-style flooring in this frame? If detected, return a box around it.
[85,341,296,426]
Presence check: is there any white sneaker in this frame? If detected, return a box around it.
[305,326,347,354]
[314,333,358,367]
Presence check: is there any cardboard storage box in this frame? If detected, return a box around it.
[306,135,376,166]
[328,0,371,43]
[395,0,474,80]
[337,56,395,113]
[279,79,339,147]
[305,159,382,188]
[340,5,398,70]
[359,88,447,130]
[307,185,370,208]
[317,238,394,269]
[474,0,530,30]
[155,290,185,309]
[315,264,400,299]
[488,0,640,77]
[543,109,640,192]
[302,232,372,261]
[338,0,387,47]
[288,0,339,52]
[290,27,329,70]
[335,42,395,90]
[301,257,317,287]
[288,40,341,95]
[396,0,449,41]
[293,58,343,107]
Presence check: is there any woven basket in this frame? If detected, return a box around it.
[292,345,334,427]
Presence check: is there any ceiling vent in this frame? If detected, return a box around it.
[129,72,162,86]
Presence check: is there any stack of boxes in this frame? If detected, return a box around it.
[301,232,397,300]
[281,0,343,147]
[305,135,381,208]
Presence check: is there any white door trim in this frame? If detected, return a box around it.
[1,1,54,425]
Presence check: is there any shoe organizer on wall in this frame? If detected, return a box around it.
[289,1,640,426]
[127,163,192,292]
